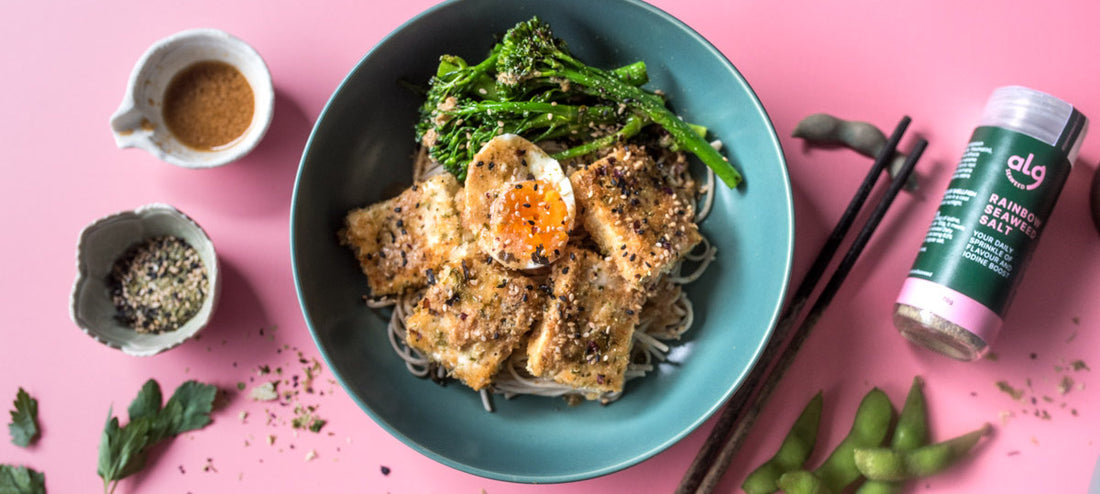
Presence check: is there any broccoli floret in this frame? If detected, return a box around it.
[495,17,741,188]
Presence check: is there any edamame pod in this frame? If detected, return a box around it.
[791,113,917,190]
[889,376,929,451]
[856,377,928,494]
[851,479,900,494]
[854,424,992,481]
[775,470,834,494]
[791,113,887,159]
[813,388,895,492]
[742,392,824,494]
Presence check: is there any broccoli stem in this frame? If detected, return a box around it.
[552,113,648,160]
[611,61,648,86]
[556,66,742,188]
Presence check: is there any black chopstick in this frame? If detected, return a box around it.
[676,116,921,494]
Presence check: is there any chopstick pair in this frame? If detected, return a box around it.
[676,116,928,494]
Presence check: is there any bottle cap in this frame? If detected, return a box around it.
[979,86,1088,165]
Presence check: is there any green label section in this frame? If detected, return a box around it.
[908,126,1069,315]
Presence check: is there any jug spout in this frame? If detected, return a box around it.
[109,101,157,151]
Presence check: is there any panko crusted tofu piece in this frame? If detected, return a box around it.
[570,146,702,287]
[526,247,645,398]
[405,254,544,391]
[340,173,465,297]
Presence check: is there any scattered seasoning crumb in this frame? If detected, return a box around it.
[203,458,218,473]
[237,382,247,391]
[238,411,249,422]
[1058,376,1075,395]
[1007,450,1021,456]
[1071,359,1090,372]
[985,351,999,361]
[305,449,317,462]
[291,404,327,433]
[381,466,391,476]
[996,381,1024,400]
[250,382,279,401]
[267,435,276,446]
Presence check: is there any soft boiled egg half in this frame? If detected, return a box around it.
[462,134,576,271]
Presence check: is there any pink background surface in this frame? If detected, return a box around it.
[2,0,1099,492]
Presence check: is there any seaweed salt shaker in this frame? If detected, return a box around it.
[894,86,1087,360]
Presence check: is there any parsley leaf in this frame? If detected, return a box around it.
[97,379,217,494]
[8,388,39,447]
[164,381,217,434]
[126,380,162,423]
[0,464,46,494]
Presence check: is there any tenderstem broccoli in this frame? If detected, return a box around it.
[415,16,742,188]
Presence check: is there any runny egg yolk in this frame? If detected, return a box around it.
[489,179,570,267]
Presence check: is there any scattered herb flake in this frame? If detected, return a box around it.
[1058,376,1075,395]
[8,388,39,447]
[996,381,1024,401]
[1071,360,1090,372]
[381,465,391,476]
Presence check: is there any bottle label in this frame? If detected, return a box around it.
[906,126,1070,318]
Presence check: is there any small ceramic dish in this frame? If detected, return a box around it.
[70,203,222,356]
[109,28,274,168]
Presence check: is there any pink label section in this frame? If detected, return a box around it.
[897,277,1003,343]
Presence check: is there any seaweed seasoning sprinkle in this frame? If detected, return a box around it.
[110,236,208,333]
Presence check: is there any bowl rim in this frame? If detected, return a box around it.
[290,0,793,483]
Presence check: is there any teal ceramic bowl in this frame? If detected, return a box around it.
[291,0,792,483]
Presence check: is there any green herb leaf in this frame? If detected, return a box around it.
[8,388,40,448]
[126,380,162,423]
[164,381,217,434]
[0,464,46,494]
[97,380,218,494]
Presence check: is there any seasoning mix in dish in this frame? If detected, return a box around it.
[340,17,732,409]
[110,235,209,334]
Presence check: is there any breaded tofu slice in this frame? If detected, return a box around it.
[405,253,544,391]
[340,173,465,297]
[526,247,645,398]
[570,145,702,287]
